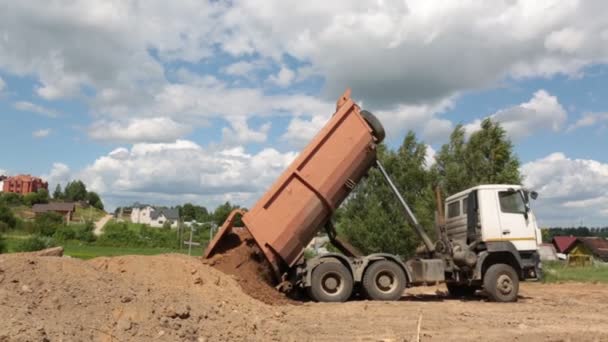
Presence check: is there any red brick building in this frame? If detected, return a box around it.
[2,175,48,195]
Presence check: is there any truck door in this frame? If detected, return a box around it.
[496,190,538,251]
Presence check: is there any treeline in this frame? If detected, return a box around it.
[0,179,104,210]
[52,180,104,210]
[542,227,608,242]
[337,119,522,258]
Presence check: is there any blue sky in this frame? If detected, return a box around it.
[1,1,607,226]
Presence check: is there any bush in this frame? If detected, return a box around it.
[53,222,96,243]
[53,226,76,241]
[96,221,178,248]
[34,212,65,236]
[14,235,56,252]
[0,193,23,206]
[0,204,17,229]
[15,219,35,234]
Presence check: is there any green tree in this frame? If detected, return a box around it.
[64,180,87,201]
[213,202,243,227]
[37,189,50,203]
[435,118,521,196]
[336,132,437,257]
[181,203,196,222]
[23,189,49,206]
[86,191,104,210]
[53,184,63,200]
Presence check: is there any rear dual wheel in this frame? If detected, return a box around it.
[308,261,353,302]
[362,260,406,301]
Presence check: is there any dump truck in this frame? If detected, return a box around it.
[205,90,541,303]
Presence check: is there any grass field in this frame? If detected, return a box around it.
[63,243,203,259]
[543,261,608,283]
[2,234,203,259]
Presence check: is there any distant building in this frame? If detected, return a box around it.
[131,204,180,228]
[32,202,76,223]
[2,175,48,195]
[0,175,7,193]
[551,236,608,266]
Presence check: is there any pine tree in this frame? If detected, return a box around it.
[53,184,63,200]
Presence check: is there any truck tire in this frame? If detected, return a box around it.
[483,263,519,302]
[308,261,353,302]
[360,110,386,142]
[362,260,406,301]
[446,284,477,298]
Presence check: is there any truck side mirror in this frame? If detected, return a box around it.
[530,191,538,200]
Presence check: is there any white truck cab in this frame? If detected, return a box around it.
[445,185,542,252]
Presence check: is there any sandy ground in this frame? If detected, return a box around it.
[1,252,607,342]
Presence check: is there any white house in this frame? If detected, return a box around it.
[131,205,180,228]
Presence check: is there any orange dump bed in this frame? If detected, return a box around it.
[205,90,383,274]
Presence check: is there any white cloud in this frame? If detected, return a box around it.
[0,168,8,176]
[222,60,268,79]
[222,117,271,144]
[0,76,5,92]
[32,128,51,138]
[75,140,297,209]
[464,90,567,140]
[544,28,586,54]
[88,117,192,143]
[268,65,295,87]
[219,1,608,108]
[424,145,436,170]
[375,98,454,143]
[521,153,608,226]
[281,114,330,147]
[567,112,608,131]
[14,101,60,118]
[42,163,72,190]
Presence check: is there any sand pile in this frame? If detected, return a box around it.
[0,252,290,342]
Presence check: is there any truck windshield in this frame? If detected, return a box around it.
[498,191,526,214]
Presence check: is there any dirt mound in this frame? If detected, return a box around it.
[204,232,294,306]
[0,253,286,341]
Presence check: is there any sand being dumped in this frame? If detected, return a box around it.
[203,231,295,306]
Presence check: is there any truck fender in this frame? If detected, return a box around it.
[303,253,354,287]
[359,253,412,285]
[474,241,524,280]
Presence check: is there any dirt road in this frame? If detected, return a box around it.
[1,253,606,341]
[93,214,113,236]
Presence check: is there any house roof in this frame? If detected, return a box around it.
[578,237,608,262]
[32,202,76,213]
[552,236,578,253]
[150,207,180,221]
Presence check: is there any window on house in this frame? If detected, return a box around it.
[462,199,468,214]
[447,201,460,218]
[499,191,526,214]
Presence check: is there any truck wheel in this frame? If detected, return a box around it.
[446,284,477,298]
[360,110,386,142]
[308,261,353,302]
[483,264,519,302]
[362,260,406,301]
